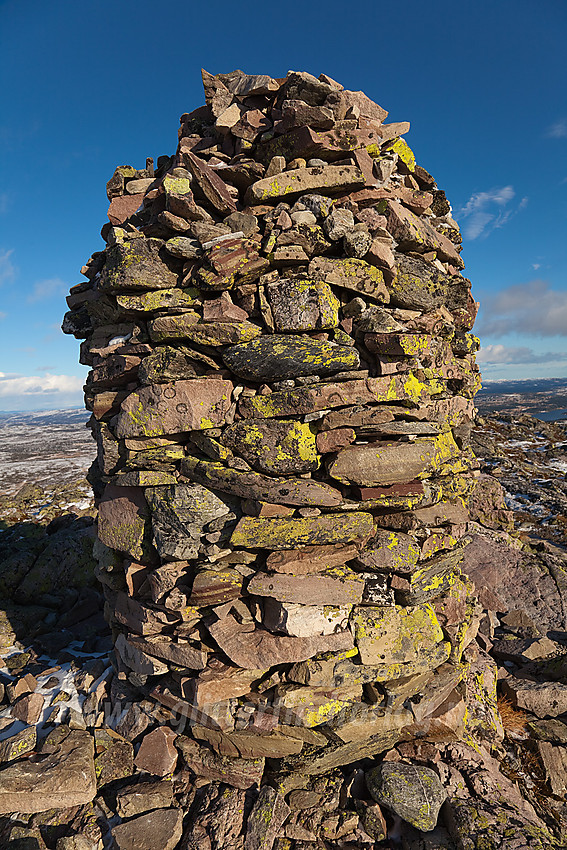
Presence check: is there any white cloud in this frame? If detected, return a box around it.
[457,186,527,240]
[27,277,67,303]
[0,373,84,397]
[0,311,6,320]
[478,280,567,338]
[0,248,16,285]
[0,193,9,214]
[546,119,567,139]
[477,344,567,365]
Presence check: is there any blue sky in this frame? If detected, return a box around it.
[0,0,566,410]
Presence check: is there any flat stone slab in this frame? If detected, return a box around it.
[181,456,341,507]
[221,418,318,476]
[207,612,354,669]
[245,164,365,204]
[247,569,365,606]
[238,374,433,419]
[112,808,183,850]
[100,238,179,291]
[230,512,374,549]
[149,316,262,346]
[309,256,389,302]
[0,729,96,814]
[115,378,233,437]
[501,677,567,718]
[223,334,360,381]
[329,432,461,486]
[351,603,445,667]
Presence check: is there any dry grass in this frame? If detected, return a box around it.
[497,695,530,734]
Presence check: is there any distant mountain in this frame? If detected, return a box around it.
[478,377,567,396]
[477,376,567,419]
[0,408,90,429]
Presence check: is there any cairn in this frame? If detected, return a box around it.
[63,68,492,802]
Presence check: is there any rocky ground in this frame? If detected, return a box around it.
[0,411,566,848]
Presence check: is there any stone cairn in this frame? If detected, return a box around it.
[63,69,491,835]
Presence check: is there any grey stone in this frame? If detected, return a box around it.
[145,483,232,561]
[366,762,446,832]
[266,278,339,332]
[100,238,179,291]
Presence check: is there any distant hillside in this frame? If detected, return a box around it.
[477,376,567,419]
[0,408,90,429]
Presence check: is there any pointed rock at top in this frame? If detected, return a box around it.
[201,69,233,118]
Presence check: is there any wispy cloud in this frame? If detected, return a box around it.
[546,119,567,139]
[27,277,67,303]
[477,344,567,365]
[458,186,527,240]
[0,193,9,214]
[478,280,567,338]
[0,311,6,321]
[0,249,16,286]
[0,373,84,397]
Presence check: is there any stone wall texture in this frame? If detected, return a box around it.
[63,69,489,783]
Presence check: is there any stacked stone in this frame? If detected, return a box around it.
[63,69,486,782]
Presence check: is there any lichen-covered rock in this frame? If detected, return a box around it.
[329,431,461,486]
[309,256,390,302]
[221,418,318,475]
[97,484,151,561]
[223,334,360,381]
[145,482,232,561]
[245,164,365,203]
[366,762,447,831]
[100,238,180,290]
[350,603,445,669]
[181,455,340,506]
[59,67,501,828]
[230,512,374,549]
[0,729,96,814]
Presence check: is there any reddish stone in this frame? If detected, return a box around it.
[353,148,377,185]
[316,428,356,454]
[11,692,44,724]
[107,194,145,225]
[97,485,150,561]
[266,543,359,575]
[89,354,141,389]
[202,292,250,323]
[208,613,354,669]
[134,727,178,777]
[340,89,388,122]
[385,200,464,268]
[9,673,38,701]
[92,390,129,420]
[180,148,237,214]
[115,378,234,438]
[124,561,152,596]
